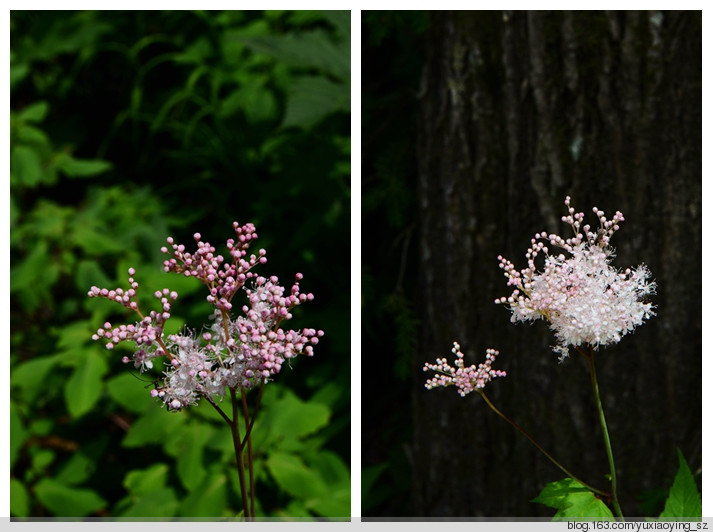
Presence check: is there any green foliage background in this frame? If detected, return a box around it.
[10,10,350,519]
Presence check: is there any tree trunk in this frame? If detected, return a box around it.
[412,10,701,517]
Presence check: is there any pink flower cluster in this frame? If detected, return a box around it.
[89,269,176,371]
[496,196,655,359]
[161,222,266,312]
[423,342,507,396]
[89,222,323,410]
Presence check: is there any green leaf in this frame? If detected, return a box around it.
[9,401,27,469]
[64,350,109,418]
[178,470,229,517]
[54,451,97,486]
[266,451,328,501]
[56,153,112,178]
[282,76,349,130]
[167,422,209,491]
[75,260,113,295]
[10,62,29,89]
[118,487,179,518]
[219,83,278,123]
[11,354,62,404]
[259,388,331,448]
[34,478,107,517]
[10,478,30,517]
[106,372,156,414]
[122,405,186,448]
[240,30,349,81]
[18,101,49,123]
[658,448,702,520]
[11,144,45,187]
[123,463,171,496]
[299,450,350,517]
[532,478,615,521]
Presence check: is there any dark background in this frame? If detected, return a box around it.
[362,10,701,518]
[11,10,350,518]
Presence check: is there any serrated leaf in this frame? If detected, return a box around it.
[532,478,615,521]
[34,478,107,517]
[64,350,109,418]
[658,448,702,520]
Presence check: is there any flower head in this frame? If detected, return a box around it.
[89,222,323,410]
[424,342,507,397]
[495,196,655,359]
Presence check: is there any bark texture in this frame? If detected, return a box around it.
[412,11,701,518]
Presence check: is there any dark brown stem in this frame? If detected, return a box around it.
[229,388,251,520]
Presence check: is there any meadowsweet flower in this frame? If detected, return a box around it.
[424,342,507,396]
[495,196,655,359]
[89,222,323,410]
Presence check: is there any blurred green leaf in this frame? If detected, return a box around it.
[266,451,328,500]
[118,487,179,517]
[282,76,349,129]
[10,62,29,88]
[75,260,114,294]
[10,478,30,517]
[219,83,278,123]
[35,478,107,517]
[18,101,49,123]
[306,450,350,517]
[64,350,109,418]
[259,388,331,449]
[166,421,210,491]
[11,145,45,187]
[54,451,97,486]
[9,401,27,469]
[11,354,62,404]
[178,469,229,517]
[122,405,186,447]
[106,372,156,414]
[124,463,171,496]
[56,153,112,178]
[31,448,56,472]
[240,29,349,81]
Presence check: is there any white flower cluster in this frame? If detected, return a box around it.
[496,197,656,359]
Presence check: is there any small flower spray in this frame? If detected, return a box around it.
[89,222,323,519]
[423,197,656,519]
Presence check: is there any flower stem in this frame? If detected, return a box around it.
[241,388,256,518]
[478,390,610,499]
[229,389,252,520]
[578,347,624,520]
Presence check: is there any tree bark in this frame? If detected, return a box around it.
[412,10,701,518]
